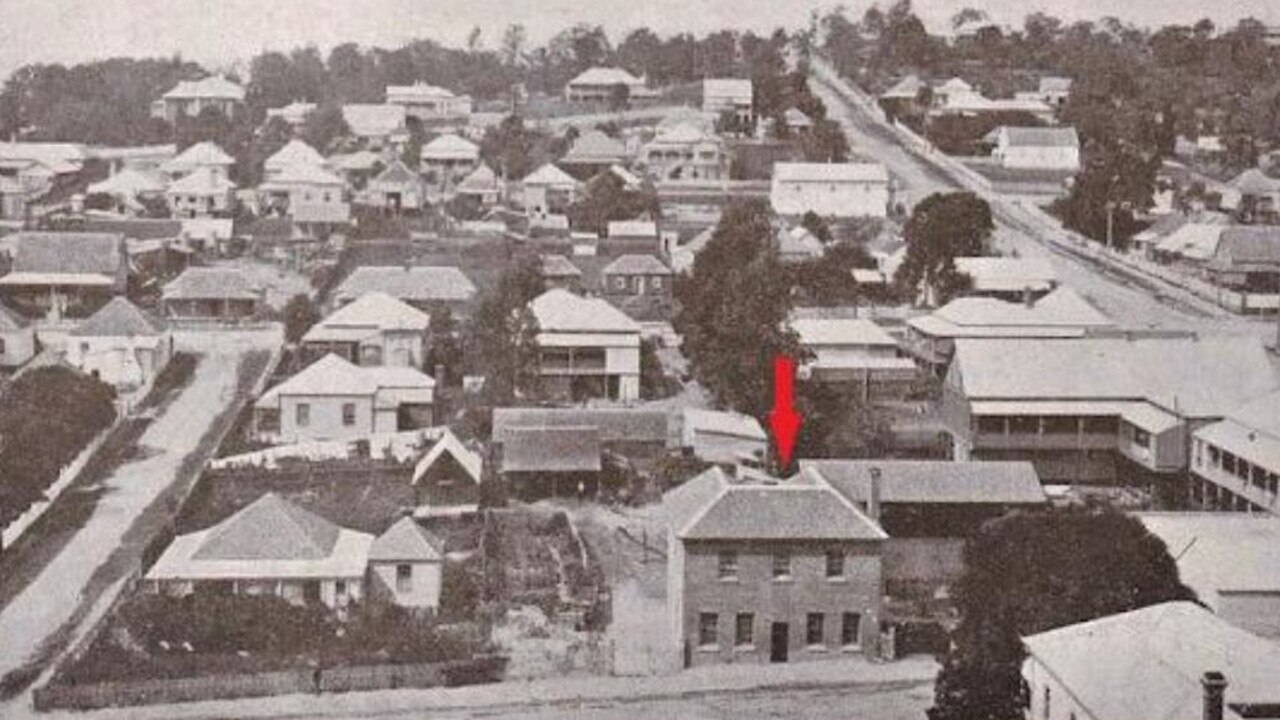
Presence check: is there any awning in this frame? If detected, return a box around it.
[1120,403,1183,434]
[970,400,1131,417]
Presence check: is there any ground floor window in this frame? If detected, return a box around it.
[841,612,861,647]
[806,613,825,646]
[698,612,718,647]
[735,613,754,647]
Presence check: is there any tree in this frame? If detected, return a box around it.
[425,306,463,385]
[895,192,993,305]
[929,508,1194,720]
[282,293,319,344]
[639,337,677,400]
[300,104,350,154]
[791,240,878,306]
[951,7,988,30]
[794,381,893,464]
[800,118,850,163]
[567,172,660,235]
[608,82,631,112]
[465,257,544,404]
[501,24,528,67]
[675,199,805,418]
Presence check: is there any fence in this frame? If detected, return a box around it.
[33,656,508,712]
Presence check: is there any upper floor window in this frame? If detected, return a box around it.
[717,551,738,580]
[396,563,413,592]
[1132,427,1151,449]
[698,612,718,647]
[295,403,310,427]
[825,550,845,579]
[772,552,791,580]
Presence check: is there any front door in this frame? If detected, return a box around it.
[303,580,321,605]
[770,622,789,663]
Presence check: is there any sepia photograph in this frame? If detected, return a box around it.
[0,0,1279,718]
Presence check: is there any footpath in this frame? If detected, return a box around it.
[28,655,938,720]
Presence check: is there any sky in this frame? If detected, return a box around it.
[0,0,1277,81]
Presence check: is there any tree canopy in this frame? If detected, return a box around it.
[929,507,1195,720]
[894,192,992,305]
[675,199,804,419]
[464,257,544,404]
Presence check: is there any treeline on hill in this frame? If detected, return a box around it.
[817,0,1280,244]
[0,24,792,147]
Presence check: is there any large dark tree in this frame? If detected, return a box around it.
[930,507,1195,720]
[567,173,660,235]
[895,192,992,305]
[675,199,804,418]
[464,257,544,404]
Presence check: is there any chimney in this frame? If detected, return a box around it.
[1202,671,1227,720]
[867,467,882,521]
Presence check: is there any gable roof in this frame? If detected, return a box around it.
[1038,76,1072,93]
[264,139,325,172]
[951,335,1280,419]
[774,162,889,184]
[1022,602,1280,720]
[703,78,752,98]
[602,254,670,276]
[663,467,887,542]
[457,164,500,193]
[333,266,477,304]
[163,75,245,101]
[420,133,479,160]
[682,408,766,442]
[88,168,167,196]
[562,130,628,164]
[304,292,429,343]
[492,406,670,445]
[328,150,384,172]
[542,254,583,279]
[914,287,1114,335]
[69,297,165,337]
[255,353,433,406]
[260,162,343,188]
[996,125,1080,148]
[783,107,813,128]
[953,256,1057,292]
[163,267,258,301]
[881,75,926,99]
[569,67,644,87]
[801,460,1046,505]
[501,426,601,473]
[164,141,234,173]
[529,288,641,334]
[1231,168,1280,195]
[779,226,824,258]
[522,163,578,188]
[166,166,236,195]
[371,159,420,186]
[792,317,898,347]
[7,231,123,276]
[368,517,444,562]
[412,428,483,487]
[1212,226,1280,266]
[1136,512,1280,613]
[342,104,407,137]
[193,492,341,561]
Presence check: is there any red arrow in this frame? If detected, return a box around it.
[768,355,803,469]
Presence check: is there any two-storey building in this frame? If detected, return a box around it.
[527,288,641,402]
[663,466,886,667]
[1190,389,1280,514]
[302,291,430,368]
[151,76,245,123]
[942,335,1280,486]
[770,162,891,219]
[600,254,673,321]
